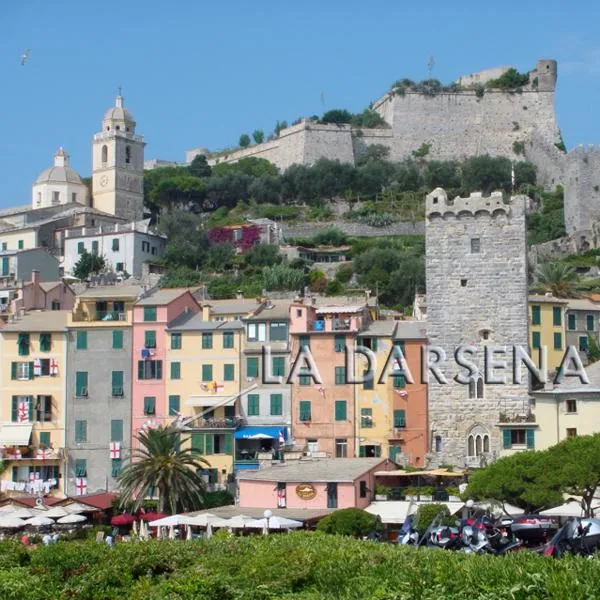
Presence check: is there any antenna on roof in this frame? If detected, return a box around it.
[427,55,435,79]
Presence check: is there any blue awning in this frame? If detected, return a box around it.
[234,426,287,440]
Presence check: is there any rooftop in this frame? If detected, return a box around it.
[528,294,570,304]
[566,298,600,311]
[536,359,600,394]
[136,288,199,306]
[246,300,292,321]
[2,310,70,332]
[393,320,428,340]
[237,458,387,483]
[203,298,263,316]
[187,505,333,523]
[167,312,244,331]
[77,284,144,300]
[315,305,364,315]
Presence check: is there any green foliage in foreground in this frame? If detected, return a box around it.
[1,534,600,599]
[315,508,380,537]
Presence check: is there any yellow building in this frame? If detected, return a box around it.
[531,360,600,450]
[0,311,69,496]
[529,295,569,375]
[166,315,244,485]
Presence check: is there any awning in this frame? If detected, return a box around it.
[0,424,33,445]
[186,396,235,407]
[234,426,287,441]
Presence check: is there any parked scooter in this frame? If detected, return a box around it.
[544,518,600,558]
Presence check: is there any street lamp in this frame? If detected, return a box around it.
[263,509,272,534]
[466,499,474,519]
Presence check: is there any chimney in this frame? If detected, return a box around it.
[202,305,211,320]
[31,270,40,285]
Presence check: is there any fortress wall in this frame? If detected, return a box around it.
[564,146,600,233]
[281,220,424,239]
[523,131,566,189]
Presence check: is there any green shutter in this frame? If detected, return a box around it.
[39,333,51,352]
[39,431,50,447]
[532,332,541,349]
[75,371,88,396]
[389,446,400,462]
[168,395,180,416]
[531,305,541,326]
[299,368,311,385]
[553,306,562,326]
[224,434,233,455]
[112,330,123,349]
[223,331,234,349]
[145,330,156,348]
[170,362,181,380]
[335,400,347,421]
[568,313,577,330]
[111,459,122,477]
[247,357,259,378]
[270,394,283,416]
[110,419,123,442]
[202,332,213,349]
[137,360,145,380]
[335,367,346,385]
[363,370,374,390]
[17,333,29,356]
[359,446,366,457]
[587,315,595,331]
[299,335,310,349]
[554,332,562,350]
[272,357,285,377]
[299,400,311,421]
[247,394,259,416]
[224,364,234,381]
[75,420,87,442]
[156,361,163,379]
[205,434,214,455]
[75,458,87,477]
[111,371,123,395]
[202,364,213,382]
[144,396,156,415]
[361,408,373,428]
[143,306,156,322]
[503,429,512,449]
[371,337,378,352]
[393,374,406,388]
[11,362,16,380]
[1,257,8,276]
[76,331,87,350]
[394,410,406,428]
[28,362,34,380]
[334,335,345,352]
[171,333,182,349]
[11,397,17,422]
[526,429,535,450]
[191,433,205,454]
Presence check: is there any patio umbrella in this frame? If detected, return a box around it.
[206,522,213,539]
[24,516,55,527]
[168,525,175,540]
[141,512,168,522]
[0,504,16,513]
[10,508,34,519]
[111,514,135,526]
[148,515,192,527]
[32,507,69,519]
[139,519,148,539]
[63,502,97,514]
[540,501,585,517]
[244,516,303,530]
[56,514,87,524]
[0,516,26,528]
[222,515,253,529]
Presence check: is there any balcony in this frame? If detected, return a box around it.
[190,417,245,430]
[96,311,126,322]
[498,411,536,424]
[2,446,64,461]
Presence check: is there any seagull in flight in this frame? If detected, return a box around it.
[20,49,30,66]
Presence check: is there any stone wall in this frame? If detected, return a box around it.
[425,188,530,467]
[530,223,600,264]
[281,220,424,240]
[564,146,600,233]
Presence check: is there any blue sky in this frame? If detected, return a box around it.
[0,0,598,207]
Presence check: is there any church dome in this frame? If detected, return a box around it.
[34,148,83,184]
[102,95,136,131]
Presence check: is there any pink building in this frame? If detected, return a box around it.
[132,289,200,444]
[237,458,393,510]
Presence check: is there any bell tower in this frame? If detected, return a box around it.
[92,93,145,221]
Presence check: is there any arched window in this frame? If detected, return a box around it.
[102,145,108,163]
[125,145,131,164]
[483,435,490,453]
[467,435,475,457]
[469,379,476,399]
[476,377,484,399]
[475,435,483,456]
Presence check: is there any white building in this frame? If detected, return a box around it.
[31,148,89,210]
[62,221,166,278]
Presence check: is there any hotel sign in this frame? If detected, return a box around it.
[295,483,317,500]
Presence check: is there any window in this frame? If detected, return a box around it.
[435,435,442,452]
[75,458,87,477]
[334,334,345,352]
[168,395,180,416]
[299,368,311,385]
[39,333,51,352]
[145,330,156,348]
[151,246,156,255]
[270,322,288,341]
[11,396,32,422]
[224,364,234,381]
[111,459,122,477]
[296,308,302,318]
[51,300,60,310]
[76,331,87,350]
[223,331,234,349]
[201,364,213,381]
[363,370,374,390]
[566,399,577,413]
[116,262,124,272]
[359,480,367,498]
[171,333,182,349]
[554,332,562,350]
[270,393,282,416]
[125,145,131,164]
[335,400,347,421]
[504,429,525,447]
[18,240,23,250]
[460,279,467,287]
[247,394,259,416]
[335,366,346,385]
[77,241,84,254]
[247,323,266,342]
[111,371,124,396]
[360,337,378,351]
[567,428,578,438]
[75,420,87,443]
[299,335,310,350]
[170,362,181,380]
[137,360,162,380]
[476,377,484,399]
[470,238,480,253]
[112,330,123,349]
[75,371,88,396]
[111,238,119,252]
[202,332,213,349]
[35,396,52,422]
[17,333,30,356]
[142,241,150,252]
[224,405,235,419]
[553,306,562,327]
[327,482,338,509]
[361,408,373,428]
[531,305,541,326]
[394,409,406,428]
[567,313,576,330]
[39,431,51,447]
[532,331,541,349]
[143,306,157,322]
[11,362,32,380]
[38,359,51,376]
[246,357,259,378]
[1,256,8,276]
[587,315,595,331]
[579,336,589,352]
[1,243,5,251]
[102,145,108,163]
[335,438,348,458]
[393,374,406,389]
[144,396,156,415]
[91,241,99,255]
[299,400,311,422]
[272,357,285,377]
[110,419,123,442]
[72,192,77,203]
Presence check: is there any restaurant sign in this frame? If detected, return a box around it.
[295,483,317,500]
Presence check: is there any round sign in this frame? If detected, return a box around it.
[295,483,317,500]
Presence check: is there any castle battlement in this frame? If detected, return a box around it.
[426,188,517,218]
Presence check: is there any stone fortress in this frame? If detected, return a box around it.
[186,59,600,242]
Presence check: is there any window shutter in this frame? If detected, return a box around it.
[171,333,181,349]
[39,333,51,352]
[112,330,123,349]
[272,357,285,377]
[75,371,87,396]
[137,361,145,380]
[202,333,213,349]
[393,374,406,388]
[394,410,406,428]
[223,331,234,348]
[75,458,87,477]
[110,419,123,442]
[111,371,123,394]
[334,335,345,352]
[299,400,311,421]
[205,434,214,455]
[191,433,205,454]
[145,330,156,348]
[11,397,17,422]
[168,395,180,415]
[11,362,16,380]
[28,362,34,380]
[363,370,374,390]
[170,362,181,380]
[359,445,366,457]
[389,446,400,462]
[247,394,259,416]
[202,364,212,381]
[144,397,156,415]
[111,459,122,477]
[224,364,234,381]
[28,397,33,421]
[372,337,378,352]
[335,400,347,421]
[247,357,258,378]
[526,429,535,449]
[156,361,163,379]
[224,434,233,455]
[503,429,512,449]
[39,432,50,447]
[270,394,283,416]
[143,306,156,322]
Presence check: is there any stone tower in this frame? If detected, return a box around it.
[92,95,145,221]
[425,188,530,468]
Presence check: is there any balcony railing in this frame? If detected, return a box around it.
[96,311,127,322]
[191,417,244,430]
[498,412,536,423]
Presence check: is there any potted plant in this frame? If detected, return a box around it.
[375,484,392,501]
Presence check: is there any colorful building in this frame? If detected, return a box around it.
[0,311,69,496]
[65,285,142,496]
[529,294,569,375]
[565,298,600,363]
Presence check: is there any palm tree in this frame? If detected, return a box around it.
[533,261,580,298]
[117,424,210,514]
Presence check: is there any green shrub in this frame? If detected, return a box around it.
[486,68,529,89]
[513,140,525,155]
[316,508,380,537]
[414,503,453,534]
[412,142,431,158]
[334,264,354,284]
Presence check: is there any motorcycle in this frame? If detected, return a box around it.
[544,518,600,558]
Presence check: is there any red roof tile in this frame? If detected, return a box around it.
[8,496,64,507]
[66,492,117,510]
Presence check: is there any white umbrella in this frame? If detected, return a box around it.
[206,522,213,539]
[0,504,16,513]
[148,515,192,527]
[222,515,253,529]
[32,507,69,518]
[540,501,584,517]
[168,525,175,540]
[132,520,139,536]
[56,514,87,524]
[63,502,97,514]
[0,516,26,528]
[10,508,34,519]
[139,519,148,540]
[24,516,54,527]
[244,516,303,530]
